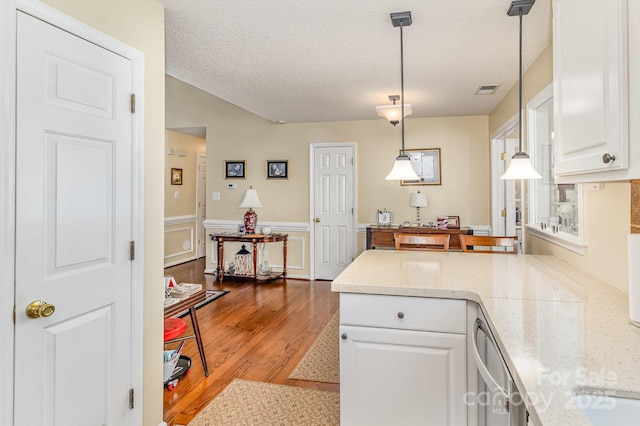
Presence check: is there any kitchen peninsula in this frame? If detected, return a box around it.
[332,250,640,425]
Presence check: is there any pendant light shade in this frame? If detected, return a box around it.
[376,95,412,125]
[385,154,419,180]
[500,0,542,180]
[384,11,419,181]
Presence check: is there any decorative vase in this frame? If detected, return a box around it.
[261,226,272,235]
[244,209,257,234]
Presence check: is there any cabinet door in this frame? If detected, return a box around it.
[553,0,628,176]
[340,325,467,426]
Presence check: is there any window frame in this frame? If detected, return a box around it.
[526,83,587,255]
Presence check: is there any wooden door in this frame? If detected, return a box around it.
[14,11,134,425]
[311,144,356,280]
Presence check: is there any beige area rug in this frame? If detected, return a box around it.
[187,379,339,426]
[288,312,340,384]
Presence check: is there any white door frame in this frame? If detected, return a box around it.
[490,113,518,237]
[0,1,145,424]
[196,152,207,258]
[309,142,357,280]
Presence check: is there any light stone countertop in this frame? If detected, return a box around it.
[331,250,640,425]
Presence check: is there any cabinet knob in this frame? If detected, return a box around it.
[397,312,405,319]
[602,153,616,164]
[341,333,348,340]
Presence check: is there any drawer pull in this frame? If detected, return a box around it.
[341,333,348,340]
[397,312,405,319]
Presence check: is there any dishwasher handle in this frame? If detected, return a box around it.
[472,317,508,400]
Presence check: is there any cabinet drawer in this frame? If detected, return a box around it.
[340,293,466,334]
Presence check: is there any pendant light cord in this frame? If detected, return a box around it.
[518,9,523,153]
[400,22,406,155]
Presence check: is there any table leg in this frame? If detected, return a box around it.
[188,306,208,376]
[217,239,224,282]
[283,237,287,278]
[252,240,258,279]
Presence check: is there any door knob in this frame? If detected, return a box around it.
[314,217,320,223]
[26,300,55,319]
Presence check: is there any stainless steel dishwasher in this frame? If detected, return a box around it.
[471,308,528,426]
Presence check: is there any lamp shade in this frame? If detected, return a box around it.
[500,153,542,180]
[410,192,429,208]
[376,103,412,123]
[385,155,420,180]
[238,187,263,209]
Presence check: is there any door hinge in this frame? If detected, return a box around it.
[501,209,507,218]
[130,241,135,261]
[130,94,136,113]
[13,306,16,324]
[129,388,134,409]
[501,152,507,161]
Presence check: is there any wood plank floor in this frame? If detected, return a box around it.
[163,258,340,426]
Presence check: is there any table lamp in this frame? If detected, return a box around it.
[238,186,263,234]
[409,191,428,225]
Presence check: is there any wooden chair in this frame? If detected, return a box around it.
[459,235,518,254]
[394,233,451,252]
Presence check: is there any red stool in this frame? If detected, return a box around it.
[164,317,187,342]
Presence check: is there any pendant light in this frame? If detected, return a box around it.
[385,11,420,181]
[500,0,542,180]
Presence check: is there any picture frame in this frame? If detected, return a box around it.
[400,148,442,186]
[266,160,288,179]
[225,161,245,179]
[171,168,183,185]
[447,216,460,229]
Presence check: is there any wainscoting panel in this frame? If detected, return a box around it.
[165,215,197,267]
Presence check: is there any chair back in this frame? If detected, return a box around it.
[459,235,518,254]
[394,233,451,252]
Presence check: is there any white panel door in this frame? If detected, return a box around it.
[15,12,134,426]
[312,144,355,280]
[340,325,467,426]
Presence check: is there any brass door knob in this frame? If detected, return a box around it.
[26,300,55,319]
[314,217,321,223]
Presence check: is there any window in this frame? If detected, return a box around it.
[527,84,586,254]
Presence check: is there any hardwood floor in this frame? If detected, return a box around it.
[163,258,340,426]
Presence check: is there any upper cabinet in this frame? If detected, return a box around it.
[553,0,639,183]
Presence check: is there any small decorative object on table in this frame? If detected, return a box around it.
[234,244,253,275]
[376,209,392,228]
[447,216,460,229]
[437,216,448,229]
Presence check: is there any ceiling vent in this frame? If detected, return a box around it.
[475,84,500,95]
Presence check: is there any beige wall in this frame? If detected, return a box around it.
[39,0,166,424]
[166,75,491,275]
[489,43,631,292]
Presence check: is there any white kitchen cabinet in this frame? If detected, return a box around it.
[339,293,467,426]
[552,0,634,182]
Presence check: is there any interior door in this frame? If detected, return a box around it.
[491,129,518,237]
[15,11,134,425]
[312,144,356,280]
[196,153,207,258]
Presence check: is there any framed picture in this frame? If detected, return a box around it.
[225,161,245,179]
[266,160,288,179]
[171,168,183,185]
[447,216,460,229]
[400,148,442,186]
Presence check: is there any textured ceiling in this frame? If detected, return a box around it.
[160,0,552,124]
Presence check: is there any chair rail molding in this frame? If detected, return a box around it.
[203,219,310,233]
[165,214,196,226]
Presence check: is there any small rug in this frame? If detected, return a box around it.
[187,379,339,426]
[288,312,339,384]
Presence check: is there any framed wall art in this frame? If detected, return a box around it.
[225,161,245,179]
[400,148,441,186]
[266,160,288,179]
[171,168,182,185]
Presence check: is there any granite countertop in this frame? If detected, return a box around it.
[331,250,640,425]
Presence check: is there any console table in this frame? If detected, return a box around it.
[366,226,473,251]
[210,233,288,282]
